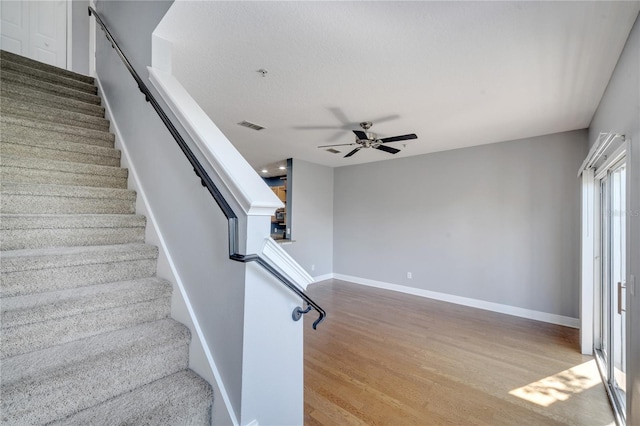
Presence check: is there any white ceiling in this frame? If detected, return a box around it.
[155,1,640,174]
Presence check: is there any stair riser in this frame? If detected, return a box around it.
[1,60,98,94]
[1,104,110,132]
[1,259,157,298]
[1,278,169,327]
[2,98,109,130]
[1,227,145,250]
[1,194,135,215]
[1,143,121,167]
[1,83,104,117]
[0,345,188,425]
[1,167,127,189]
[1,121,115,149]
[1,71,101,105]
[1,50,95,85]
[50,371,213,426]
[1,299,171,358]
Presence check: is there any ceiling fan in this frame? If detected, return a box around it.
[317,121,417,158]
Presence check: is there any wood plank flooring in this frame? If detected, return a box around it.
[304,280,615,426]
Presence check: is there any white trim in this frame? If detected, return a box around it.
[95,76,239,426]
[580,169,596,354]
[312,273,334,283]
[594,145,627,180]
[579,132,625,176]
[65,0,72,71]
[260,238,313,290]
[88,0,96,77]
[333,274,580,328]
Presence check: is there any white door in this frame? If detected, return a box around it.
[0,0,67,68]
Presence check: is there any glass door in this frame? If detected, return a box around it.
[596,160,626,420]
[610,163,626,404]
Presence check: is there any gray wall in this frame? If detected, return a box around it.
[70,0,89,75]
[94,1,242,423]
[334,130,588,319]
[284,159,334,278]
[588,12,640,423]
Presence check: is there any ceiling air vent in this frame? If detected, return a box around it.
[326,148,341,154]
[237,120,265,131]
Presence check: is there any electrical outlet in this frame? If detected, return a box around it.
[407,272,412,279]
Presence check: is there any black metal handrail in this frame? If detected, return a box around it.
[89,6,325,329]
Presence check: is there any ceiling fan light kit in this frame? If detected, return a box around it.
[317,121,418,158]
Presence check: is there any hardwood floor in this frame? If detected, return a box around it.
[304,280,615,426]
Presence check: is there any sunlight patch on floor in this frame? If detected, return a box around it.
[509,360,601,407]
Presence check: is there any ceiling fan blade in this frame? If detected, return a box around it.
[353,130,368,140]
[329,107,351,125]
[344,147,362,158]
[293,125,344,130]
[317,142,357,148]
[379,133,417,143]
[371,114,400,124]
[375,144,400,155]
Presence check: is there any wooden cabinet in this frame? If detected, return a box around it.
[271,186,286,202]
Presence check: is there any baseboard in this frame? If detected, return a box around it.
[312,273,334,283]
[332,273,580,328]
[96,76,238,426]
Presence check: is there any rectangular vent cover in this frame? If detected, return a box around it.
[326,148,341,154]
[238,120,265,131]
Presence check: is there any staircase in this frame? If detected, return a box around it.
[0,50,213,425]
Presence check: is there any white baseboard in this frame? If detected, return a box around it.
[95,76,239,426]
[331,273,579,328]
[312,273,334,283]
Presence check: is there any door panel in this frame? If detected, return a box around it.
[29,1,66,67]
[0,1,29,54]
[0,1,66,68]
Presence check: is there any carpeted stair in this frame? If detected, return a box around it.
[0,49,213,425]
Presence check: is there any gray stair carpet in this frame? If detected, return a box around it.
[0,50,213,425]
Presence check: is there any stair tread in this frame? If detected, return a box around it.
[0,319,190,424]
[1,154,127,178]
[0,214,145,230]
[1,97,108,126]
[1,103,109,132]
[1,318,188,384]
[1,81,105,117]
[1,277,171,328]
[1,50,95,85]
[1,132,120,158]
[2,115,114,144]
[1,69,102,105]
[1,59,97,94]
[51,370,212,426]
[1,243,158,273]
[0,181,135,199]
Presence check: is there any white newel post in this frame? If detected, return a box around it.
[240,215,307,426]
